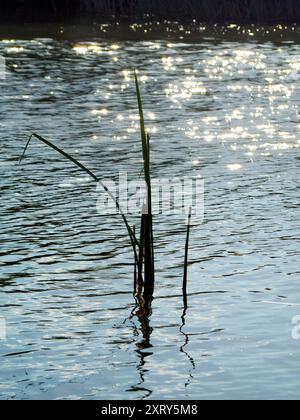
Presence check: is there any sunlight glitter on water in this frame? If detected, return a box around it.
[227,163,243,171]
[73,43,102,54]
[1,25,300,400]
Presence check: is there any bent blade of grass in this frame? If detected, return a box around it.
[19,133,140,261]
[20,133,98,181]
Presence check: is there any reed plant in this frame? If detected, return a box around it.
[20,71,160,306]
[20,71,192,309]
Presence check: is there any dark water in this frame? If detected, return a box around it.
[0,24,299,400]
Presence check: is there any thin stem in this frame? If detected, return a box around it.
[183,206,192,308]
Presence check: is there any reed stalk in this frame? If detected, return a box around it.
[183,206,192,309]
[134,70,155,301]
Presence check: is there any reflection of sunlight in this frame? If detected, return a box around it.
[288,56,300,72]
[204,134,215,143]
[6,46,24,53]
[247,145,257,152]
[227,164,242,171]
[147,112,156,120]
[148,126,158,134]
[73,44,102,54]
[162,56,176,71]
[73,42,120,58]
[165,78,206,103]
[129,114,139,121]
[225,109,244,122]
[127,125,139,134]
[235,49,255,58]
[92,109,109,116]
[122,70,131,82]
[262,142,299,151]
[202,116,217,124]
[74,39,299,166]
[204,49,267,80]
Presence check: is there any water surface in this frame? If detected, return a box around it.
[0,23,299,400]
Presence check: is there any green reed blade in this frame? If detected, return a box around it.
[134,70,152,214]
[19,133,140,262]
[134,71,155,292]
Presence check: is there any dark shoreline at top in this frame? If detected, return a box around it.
[2,0,300,25]
[1,21,300,44]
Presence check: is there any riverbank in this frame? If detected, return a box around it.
[1,0,300,24]
[1,21,300,43]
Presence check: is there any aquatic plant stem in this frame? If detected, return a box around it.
[134,70,155,297]
[183,206,192,308]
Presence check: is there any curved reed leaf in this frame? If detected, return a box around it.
[19,133,140,261]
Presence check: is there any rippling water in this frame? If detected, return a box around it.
[0,24,300,400]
